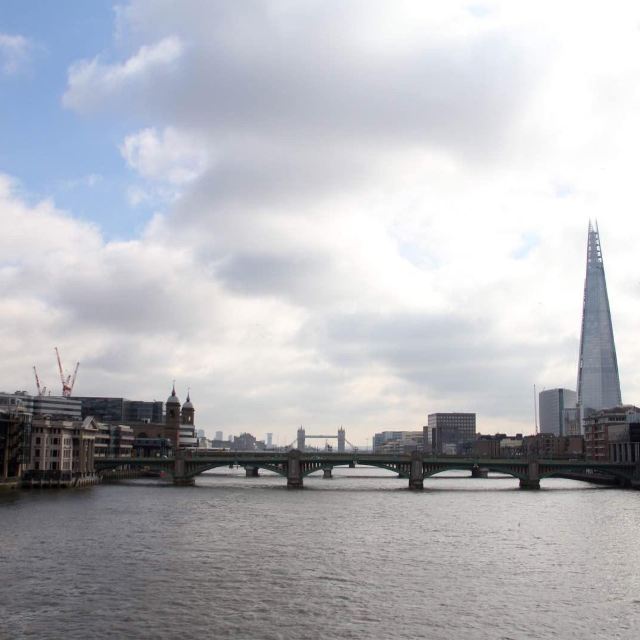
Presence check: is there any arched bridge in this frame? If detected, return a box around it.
[94,450,640,490]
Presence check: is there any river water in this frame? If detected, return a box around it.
[1,469,640,640]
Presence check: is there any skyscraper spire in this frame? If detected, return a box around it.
[576,222,621,411]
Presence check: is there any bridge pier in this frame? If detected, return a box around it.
[173,476,195,486]
[245,466,260,477]
[287,449,303,489]
[519,462,540,490]
[322,466,332,479]
[172,456,195,486]
[471,465,488,479]
[409,451,424,490]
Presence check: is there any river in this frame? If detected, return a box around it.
[1,469,640,639]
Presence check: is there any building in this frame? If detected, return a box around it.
[94,423,135,458]
[0,401,32,484]
[522,433,584,459]
[374,430,423,453]
[25,416,99,485]
[562,407,581,436]
[429,413,476,455]
[374,431,423,454]
[576,222,622,415]
[0,391,81,420]
[178,392,198,449]
[608,422,640,463]
[126,385,183,451]
[77,397,163,423]
[584,405,640,460]
[215,430,223,441]
[539,389,577,436]
[232,433,257,451]
[472,434,524,458]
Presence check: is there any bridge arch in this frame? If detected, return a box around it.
[422,464,527,481]
[184,461,287,478]
[538,466,633,485]
[301,461,410,478]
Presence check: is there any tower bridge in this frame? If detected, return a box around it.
[291,427,356,452]
[95,450,640,490]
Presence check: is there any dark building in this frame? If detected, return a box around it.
[0,407,31,483]
[232,433,257,451]
[609,422,640,463]
[77,397,163,423]
[429,413,476,455]
[522,433,584,459]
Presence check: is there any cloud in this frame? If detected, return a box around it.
[17,0,640,442]
[62,36,184,111]
[0,33,31,74]
[120,127,209,185]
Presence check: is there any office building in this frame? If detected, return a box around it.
[373,431,423,454]
[0,391,81,420]
[77,397,163,423]
[584,405,640,460]
[539,389,577,436]
[576,222,622,413]
[429,413,476,455]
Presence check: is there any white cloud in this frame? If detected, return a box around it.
[62,36,183,111]
[0,33,31,74]
[120,127,209,185]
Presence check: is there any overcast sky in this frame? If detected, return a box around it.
[2,1,640,444]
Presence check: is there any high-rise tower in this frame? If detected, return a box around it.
[576,222,622,412]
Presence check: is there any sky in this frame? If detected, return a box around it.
[2,1,640,445]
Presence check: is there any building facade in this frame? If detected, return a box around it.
[539,388,577,436]
[0,404,32,483]
[576,222,622,414]
[373,431,423,454]
[77,397,163,424]
[429,413,476,455]
[584,405,640,461]
[0,391,81,420]
[26,416,98,484]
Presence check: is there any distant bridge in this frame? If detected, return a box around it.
[95,450,640,490]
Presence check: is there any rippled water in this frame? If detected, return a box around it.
[2,469,640,639]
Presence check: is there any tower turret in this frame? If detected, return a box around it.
[181,390,195,426]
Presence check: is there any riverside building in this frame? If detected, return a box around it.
[576,223,622,417]
[428,413,476,455]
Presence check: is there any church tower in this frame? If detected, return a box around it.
[181,391,195,426]
[165,383,181,449]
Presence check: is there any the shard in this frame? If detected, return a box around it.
[576,221,622,412]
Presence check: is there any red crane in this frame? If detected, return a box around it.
[55,347,80,397]
[33,365,47,396]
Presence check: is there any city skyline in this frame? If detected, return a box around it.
[2,3,640,441]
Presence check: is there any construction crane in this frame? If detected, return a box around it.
[55,347,80,397]
[32,366,47,396]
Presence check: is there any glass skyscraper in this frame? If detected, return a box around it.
[576,222,622,412]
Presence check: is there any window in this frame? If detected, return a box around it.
[35,437,41,445]
[35,449,40,457]
[51,450,58,458]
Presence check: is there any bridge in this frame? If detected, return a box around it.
[95,450,640,490]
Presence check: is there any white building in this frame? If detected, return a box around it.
[539,389,577,436]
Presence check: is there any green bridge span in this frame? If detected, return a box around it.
[95,450,640,490]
